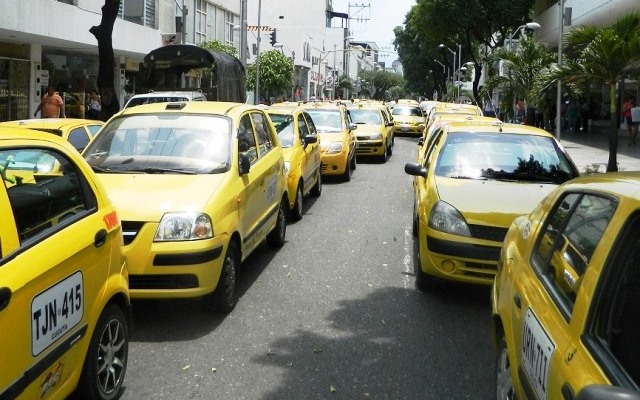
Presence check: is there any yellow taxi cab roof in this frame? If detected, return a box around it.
[117,101,261,117]
[0,118,103,129]
[560,171,640,198]
[444,120,553,137]
[0,125,76,145]
[265,105,305,115]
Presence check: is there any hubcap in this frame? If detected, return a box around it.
[496,347,514,400]
[97,319,126,395]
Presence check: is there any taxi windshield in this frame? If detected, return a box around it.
[349,109,382,125]
[269,114,295,148]
[392,106,423,117]
[306,110,342,132]
[434,132,578,184]
[83,114,231,174]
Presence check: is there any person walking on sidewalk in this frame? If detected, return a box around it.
[34,86,65,118]
[623,96,637,145]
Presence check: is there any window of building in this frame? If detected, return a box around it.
[195,0,207,45]
[118,0,156,28]
[225,11,235,46]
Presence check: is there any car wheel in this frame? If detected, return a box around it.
[267,199,287,247]
[351,152,357,170]
[75,304,128,400]
[290,183,304,221]
[414,248,437,291]
[205,242,238,313]
[388,140,393,156]
[311,172,322,197]
[496,337,516,400]
[412,203,418,237]
[342,156,353,182]
[381,143,390,162]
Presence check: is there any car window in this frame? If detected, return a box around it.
[238,114,258,164]
[392,106,423,117]
[297,113,310,137]
[434,132,577,183]
[303,112,317,135]
[269,114,294,148]
[251,112,275,158]
[0,147,96,245]
[306,110,342,132]
[67,127,91,151]
[86,124,102,136]
[350,109,382,125]
[532,192,616,313]
[422,128,444,168]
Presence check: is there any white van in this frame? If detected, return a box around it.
[123,90,207,109]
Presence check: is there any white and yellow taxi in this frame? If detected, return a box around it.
[492,172,640,400]
[267,106,322,221]
[82,101,288,313]
[348,102,395,162]
[301,102,358,181]
[0,127,130,399]
[404,121,579,290]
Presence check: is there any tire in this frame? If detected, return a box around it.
[267,199,287,248]
[310,172,322,197]
[388,139,393,156]
[495,337,516,400]
[381,143,390,162]
[205,242,238,313]
[412,203,419,237]
[75,304,128,400]
[351,152,357,170]
[290,183,304,221]
[342,155,353,182]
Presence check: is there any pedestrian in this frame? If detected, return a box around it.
[566,100,580,133]
[87,89,101,120]
[623,96,637,145]
[34,86,65,118]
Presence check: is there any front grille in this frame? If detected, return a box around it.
[129,274,199,289]
[356,142,380,148]
[121,221,146,245]
[468,224,508,242]
[459,262,498,280]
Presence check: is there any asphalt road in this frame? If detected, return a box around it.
[121,136,495,400]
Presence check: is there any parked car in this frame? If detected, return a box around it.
[0,127,130,399]
[123,90,207,109]
[405,120,580,289]
[347,101,395,162]
[266,105,322,221]
[0,118,103,152]
[492,172,640,400]
[301,101,358,181]
[82,101,288,313]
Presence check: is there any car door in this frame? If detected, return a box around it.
[296,112,317,192]
[508,192,617,399]
[0,144,114,399]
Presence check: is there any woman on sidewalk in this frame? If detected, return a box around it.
[623,96,637,145]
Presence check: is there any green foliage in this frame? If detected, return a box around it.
[358,70,405,100]
[246,50,294,100]
[337,75,353,91]
[199,40,237,57]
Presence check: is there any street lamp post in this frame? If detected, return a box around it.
[508,21,541,49]
[253,0,262,104]
[556,2,564,140]
[439,44,456,87]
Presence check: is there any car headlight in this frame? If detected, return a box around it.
[154,212,213,241]
[327,141,344,154]
[369,132,382,140]
[284,161,291,175]
[428,201,471,236]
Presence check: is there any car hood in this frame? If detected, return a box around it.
[96,174,225,221]
[354,124,383,135]
[318,131,345,144]
[394,116,423,124]
[435,177,557,227]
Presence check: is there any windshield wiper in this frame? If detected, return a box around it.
[90,165,129,173]
[137,167,196,174]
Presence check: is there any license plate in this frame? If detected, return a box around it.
[522,308,555,399]
[31,271,84,356]
[401,126,410,132]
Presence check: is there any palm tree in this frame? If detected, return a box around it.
[538,12,640,172]
[485,37,556,123]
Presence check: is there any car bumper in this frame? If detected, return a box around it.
[320,151,349,175]
[124,223,229,298]
[355,140,385,156]
[394,125,421,136]
[418,223,501,285]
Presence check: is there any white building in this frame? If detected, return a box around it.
[0,0,241,121]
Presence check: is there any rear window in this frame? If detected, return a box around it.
[125,96,190,108]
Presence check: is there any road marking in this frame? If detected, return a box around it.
[403,228,412,288]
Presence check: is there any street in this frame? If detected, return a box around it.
[121,136,495,400]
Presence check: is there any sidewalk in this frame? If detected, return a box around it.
[557,128,640,173]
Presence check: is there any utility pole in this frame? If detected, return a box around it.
[255,0,262,104]
[556,0,564,140]
[239,0,247,68]
[181,1,188,44]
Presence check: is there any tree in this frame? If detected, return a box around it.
[246,50,293,103]
[90,0,120,121]
[200,40,237,57]
[484,37,555,121]
[537,12,640,172]
[358,70,405,100]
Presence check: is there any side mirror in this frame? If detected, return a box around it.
[417,137,424,146]
[576,385,640,400]
[386,122,394,127]
[238,152,251,174]
[303,135,318,145]
[404,162,427,178]
[348,123,358,131]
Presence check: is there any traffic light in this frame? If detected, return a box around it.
[269,29,277,46]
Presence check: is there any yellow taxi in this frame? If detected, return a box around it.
[300,101,357,181]
[0,118,103,152]
[266,106,322,221]
[0,127,130,399]
[391,103,426,137]
[347,101,395,161]
[425,103,483,125]
[82,101,288,313]
[492,172,640,400]
[404,121,579,290]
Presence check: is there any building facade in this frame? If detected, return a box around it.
[0,0,240,122]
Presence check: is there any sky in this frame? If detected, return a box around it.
[330,0,416,62]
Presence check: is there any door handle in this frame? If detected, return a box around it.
[513,292,522,309]
[0,287,11,312]
[94,229,107,248]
